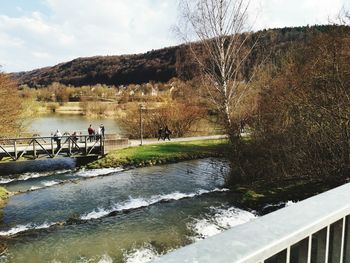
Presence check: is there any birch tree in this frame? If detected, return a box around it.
[178,0,257,140]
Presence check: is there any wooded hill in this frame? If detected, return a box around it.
[11,25,350,88]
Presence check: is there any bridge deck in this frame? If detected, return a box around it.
[0,135,104,161]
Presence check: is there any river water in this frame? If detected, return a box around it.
[0,158,257,263]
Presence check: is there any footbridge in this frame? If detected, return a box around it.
[0,134,128,161]
[153,183,350,263]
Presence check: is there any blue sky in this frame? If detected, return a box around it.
[1,0,50,16]
[0,0,349,72]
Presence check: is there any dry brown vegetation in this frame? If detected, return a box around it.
[0,73,23,136]
[117,79,208,138]
[118,101,206,139]
[228,26,350,184]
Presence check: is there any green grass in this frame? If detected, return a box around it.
[0,187,8,199]
[87,139,230,169]
[233,178,346,215]
[0,187,8,210]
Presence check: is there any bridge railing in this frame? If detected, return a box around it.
[0,134,104,161]
[152,183,350,263]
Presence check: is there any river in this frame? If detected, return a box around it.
[0,158,258,263]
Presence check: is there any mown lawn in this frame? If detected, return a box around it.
[87,139,230,169]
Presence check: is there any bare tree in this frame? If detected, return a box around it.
[333,7,350,25]
[178,0,258,140]
[344,9,350,25]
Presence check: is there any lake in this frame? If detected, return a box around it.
[28,114,123,137]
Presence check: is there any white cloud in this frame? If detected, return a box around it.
[32,51,52,59]
[252,0,345,30]
[0,32,23,48]
[302,0,344,24]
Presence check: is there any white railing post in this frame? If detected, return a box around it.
[340,217,346,263]
[325,225,330,263]
[286,247,290,263]
[307,236,312,263]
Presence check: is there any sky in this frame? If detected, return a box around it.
[0,0,349,73]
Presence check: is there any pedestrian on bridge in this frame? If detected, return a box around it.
[88,124,95,142]
[97,126,103,141]
[54,129,62,150]
[72,131,79,142]
[100,124,105,137]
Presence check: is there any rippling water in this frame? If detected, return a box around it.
[0,158,257,263]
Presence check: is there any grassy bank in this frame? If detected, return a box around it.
[0,187,8,200]
[0,185,7,253]
[234,178,346,215]
[87,139,230,169]
[0,187,9,208]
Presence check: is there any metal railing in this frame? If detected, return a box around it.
[0,134,104,161]
[152,183,350,263]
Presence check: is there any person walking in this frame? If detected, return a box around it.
[100,124,105,137]
[54,129,62,150]
[158,127,163,141]
[88,124,95,142]
[97,126,103,141]
[71,131,78,142]
[164,126,171,141]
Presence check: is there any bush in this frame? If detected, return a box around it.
[0,73,23,136]
[230,29,350,184]
[118,101,206,139]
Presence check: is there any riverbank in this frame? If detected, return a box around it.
[0,187,8,208]
[87,139,230,169]
[235,178,347,215]
[0,186,9,253]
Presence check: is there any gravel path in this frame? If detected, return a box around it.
[129,135,228,147]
